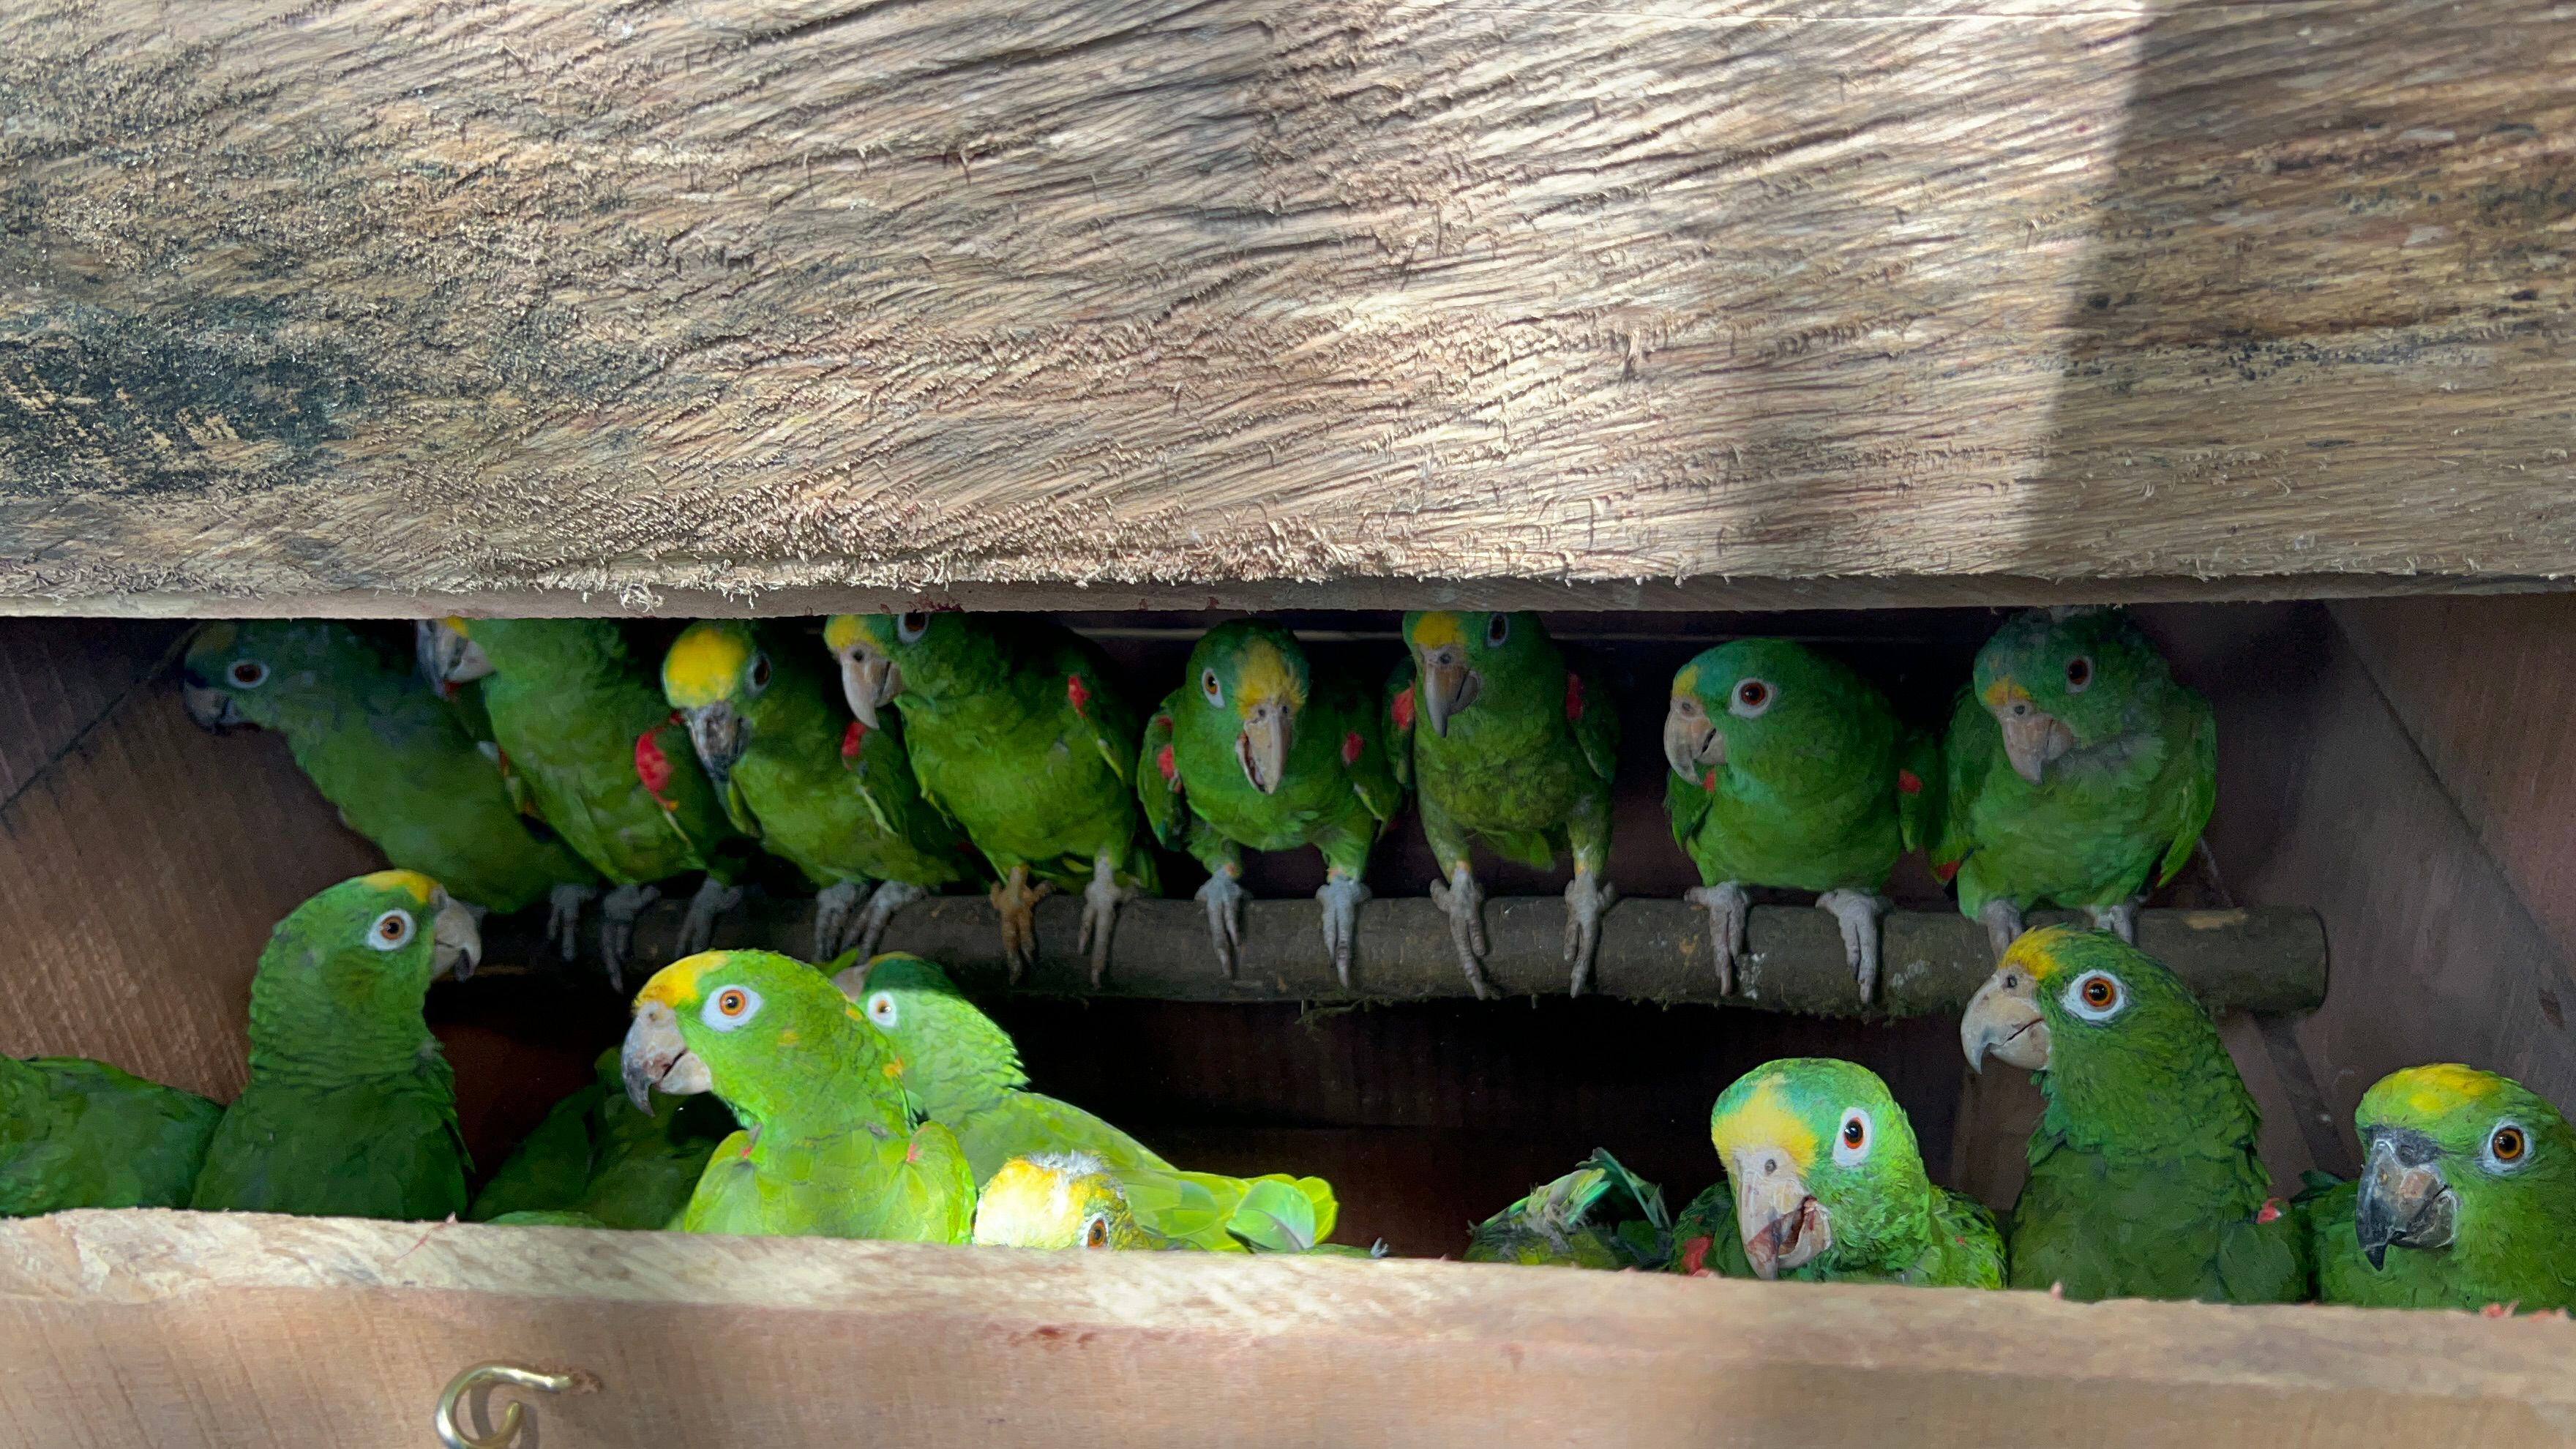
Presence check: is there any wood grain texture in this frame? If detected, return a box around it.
[4,1210,2576,1449]
[4,1,2575,615]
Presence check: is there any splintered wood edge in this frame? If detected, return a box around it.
[1,1210,2572,1404]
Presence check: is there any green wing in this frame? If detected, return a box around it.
[1323,673,1404,828]
[194,1077,470,1222]
[952,1092,1173,1186]
[1472,1149,1667,1270]
[1666,1180,1759,1276]
[485,1209,614,1229]
[1119,1167,1340,1254]
[1137,692,1193,850]
[1568,667,1620,785]
[2157,689,2219,887]
[1382,658,1416,790]
[1896,726,1944,856]
[1665,765,1715,853]
[1053,635,1141,787]
[1931,686,1996,880]
[0,1059,222,1216]
[468,1082,602,1222]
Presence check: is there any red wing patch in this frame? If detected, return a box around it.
[906,1139,924,1165]
[1680,1235,1712,1276]
[842,719,868,760]
[2255,1198,2283,1225]
[1343,730,1363,765]
[1897,769,1922,795]
[1932,860,1960,884]
[1156,744,1177,784]
[634,728,675,805]
[1701,769,1717,792]
[1066,673,1091,717]
[1565,672,1586,722]
[1392,686,1415,731]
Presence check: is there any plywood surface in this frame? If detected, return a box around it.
[4,1,2576,615]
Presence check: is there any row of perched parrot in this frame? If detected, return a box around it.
[181,604,2212,1008]
[1467,927,2576,1314]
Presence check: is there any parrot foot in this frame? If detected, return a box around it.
[547,884,598,963]
[853,880,925,960]
[676,876,744,958]
[1562,872,1617,997]
[991,866,1054,983]
[813,879,875,961]
[1816,889,1890,1004]
[1316,872,1371,989]
[1685,882,1751,997]
[2087,897,2141,944]
[1979,898,2025,960]
[1196,870,1248,977]
[1428,864,1492,1001]
[598,883,663,993]
[1079,853,1132,989]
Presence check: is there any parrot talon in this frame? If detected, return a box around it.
[547,883,598,964]
[1316,872,1371,989]
[990,866,1053,984]
[1194,871,1248,978]
[813,879,874,962]
[2087,897,2141,945]
[1979,898,2026,960]
[853,880,925,960]
[1562,872,1615,997]
[598,883,662,994]
[1685,882,1751,997]
[1429,865,1492,1001]
[1816,888,1890,1005]
[676,877,745,957]
[1078,852,1131,989]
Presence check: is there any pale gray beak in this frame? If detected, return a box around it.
[621,1000,713,1113]
[1961,965,2051,1073]
[1237,700,1292,795]
[2356,1128,2455,1270]
[1663,701,1722,781]
[1417,646,1480,738]
[1992,687,2075,785]
[835,645,900,730]
[417,621,494,691]
[181,684,242,731]
[430,889,484,981]
[1727,1146,1830,1280]
[683,702,745,787]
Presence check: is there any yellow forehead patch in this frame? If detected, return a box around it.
[1710,1074,1821,1174]
[442,616,472,638]
[1980,677,2028,710]
[1674,664,1699,699]
[1410,613,1466,651]
[1999,926,2079,983]
[1232,639,1306,712]
[359,869,437,905]
[664,624,753,708]
[639,953,722,1009]
[2390,1063,2504,1117]
[822,615,866,654]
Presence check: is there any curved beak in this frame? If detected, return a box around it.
[1727,1147,1830,1280]
[834,643,900,730]
[621,1000,713,1113]
[417,621,494,693]
[1416,645,1480,738]
[1237,698,1292,795]
[1989,681,2074,785]
[1663,701,1722,780]
[429,889,484,982]
[2356,1128,2455,1270]
[682,702,745,787]
[1961,966,2050,1073]
[181,678,243,733]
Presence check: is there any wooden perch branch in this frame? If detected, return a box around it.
[485,897,2326,1019]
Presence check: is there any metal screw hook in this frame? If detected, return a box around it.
[434,1362,598,1449]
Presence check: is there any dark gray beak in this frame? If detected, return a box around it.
[2356,1127,2455,1270]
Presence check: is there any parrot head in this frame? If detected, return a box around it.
[661,621,778,788]
[1663,639,1862,785]
[1960,927,2233,1147]
[2350,1064,2575,1272]
[824,611,985,728]
[183,621,357,732]
[415,618,496,696]
[622,949,878,1123]
[1971,607,2170,785]
[263,870,483,1007]
[971,1151,1144,1250]
[1707,1058,1929,1279]
[1184,621,1310,795]
[834,951,1028,1100]
[1401,611,1550,737]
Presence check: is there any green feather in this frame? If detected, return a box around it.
[468,1048,737,1230]
[0,1055,221,1216]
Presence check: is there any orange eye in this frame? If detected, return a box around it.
[2083,977,2114,1008]
[1739,681,1767,707]
[1083,1215,1111,1248]
[717,989,749,1017]
[1842,1120,1864,1148]
[229,660,269,687]
[2493,1126,2527,1163]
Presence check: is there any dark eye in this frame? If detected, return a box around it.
[229,660,269,688]
[2065,656,2094,692]
[1486,615,1510,648]
[1843,1120,1864,1147]
[2493,1126,2527,1163]
[748,654,771,692]
[1729,678,1775,719]
[1084,1215,1110,1249]
[1833,1107,1871,1164]
[896,612,930,643]
[1202,668,1221,703]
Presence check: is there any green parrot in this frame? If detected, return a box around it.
[1137,621,1403,983]
[619,949,973,1241]
[824,611,1159,983]
[183,621,601,950]
[420,618,748,989]
[661,621,982,961]
[191,871,482,1220]
[1960,926,2306,1302]
[1387,612,1618,998]
[1663,1058,2002,1287]
[1934,607,2216,956]
[467,1046,737,1231]
[972,1152,1161,1250]
[1662,640,1939,1003]
[1464,1148,1671,1269]
[0,1054,222,1216]
[839,952,1339,1251]
[2306,1064,2576,1312]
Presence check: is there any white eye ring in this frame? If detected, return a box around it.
[1729,678,1775,719]
[229,659,271,689]
[1082,1213,1113,1249]
[1201,669,1221,705]
[703,985,763,1032]
[2062,970,2127,1022]
[866,991,899,1030]
[1485,615,1510,648]
[364,909,413,952]
[896,612,930,643]
[2064,655,2095,694]
[747,654,773,693]
[1833,1107,1872,1166]
[2482,1120,2534,1174]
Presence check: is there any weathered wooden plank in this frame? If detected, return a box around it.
[4,0,2574,614]
[489,896,2327,1016]
[0,1210,2572,1449]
